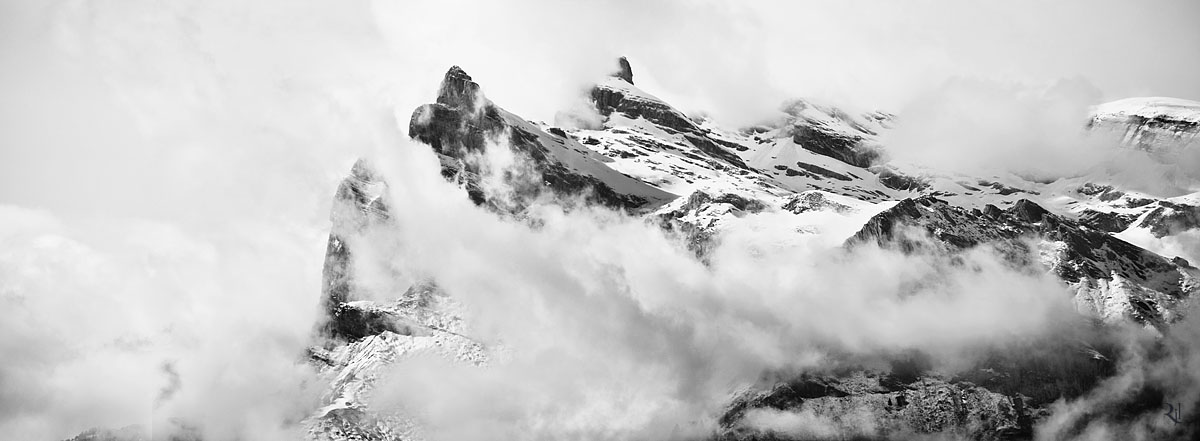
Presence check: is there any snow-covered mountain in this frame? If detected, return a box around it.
[64,60,1198,441]
[283,59,1200,441]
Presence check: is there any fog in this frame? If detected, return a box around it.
[1,0,1198,440]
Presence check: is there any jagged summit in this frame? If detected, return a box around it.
[410,64,675,211]
[614,56,634,84]
[436,65,483,110]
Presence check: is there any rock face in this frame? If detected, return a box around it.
[1090,97,1200,151]
[782,191,854,214]
[790,124,879,168]
[411,66,676,213]
[615,56,634,84]
[847,196,1199,324]
[719,330,1128,441]
[719,374,1028,440]
[1134,201,1200,238]
[656,190,768,257]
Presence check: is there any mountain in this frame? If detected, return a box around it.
[63,60,1196,441]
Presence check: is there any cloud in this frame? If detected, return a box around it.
[880,77,1114,180]
[369,0,1199,126]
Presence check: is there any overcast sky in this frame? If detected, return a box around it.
[3,0,1199,213]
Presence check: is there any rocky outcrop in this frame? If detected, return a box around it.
[847,196,1199,325]
[615,56,634,84]
[790,125,880,168]
[872,166,929,192]
[718,325,1131,441]
[1133,201,1200,238]
[589,58,751,171]
[782,191,854,214]
[656,191,767,258]
[590,85,697,134]
[720,374,1027,440]
[1078,209,1138,233]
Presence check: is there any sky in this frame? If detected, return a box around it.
[1,0,1198,439]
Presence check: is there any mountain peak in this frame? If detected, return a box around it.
[614,56,634,85]
[437,65,482,109]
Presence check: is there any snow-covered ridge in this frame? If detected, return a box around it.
[1093,97,1200,124]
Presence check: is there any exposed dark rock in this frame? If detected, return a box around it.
[719,372,1026,440]
[846,195,1196,326]
[325,302,403,341]
[1077,183,1113,197]
[978,180,1036,196]
[591,84,698,134]
[614,56,634,84]
[983,204,1004,219]
[791,125,880,168]
[657,191,766,258]
[589,58,750,172]
[411,66,672,213]
[782,191,853,214]
[1079,209,1138,233]
[872,166,928,192]
[1008,199,1049,223]
[795,162,852,181]
[719,327,1131,441]
[1134,201,1200,238]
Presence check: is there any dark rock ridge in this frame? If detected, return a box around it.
[1078,209,1138,233]
[791,124,880,168]
[775,99,886,168]
[614,56,634,84]
[589,58,752,171]
[412,65,675,213]
[1134,201,1200,238]
[847,196,1198,325]
[719,330,1128,441]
